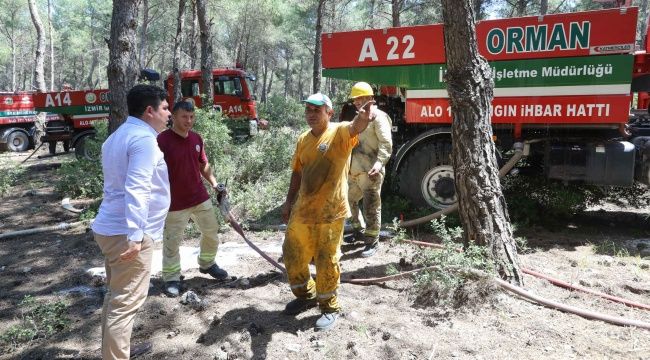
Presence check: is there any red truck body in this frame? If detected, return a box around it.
[0,67,261,156]
[322,7,650,208]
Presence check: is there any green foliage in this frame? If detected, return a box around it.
[0,160,24,197]
[193,108,300,221]
[593,240,630,258]
[0,295,70,350]
[502,175,650,226]
[388,217,407,243]
[55,122,107,199]
[257,95,306,129]
[412,216,493,306]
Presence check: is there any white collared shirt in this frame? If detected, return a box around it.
[92,116,171,242]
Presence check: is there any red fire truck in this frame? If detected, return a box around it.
[164,67,265,136]
[0,67,262,157]
[322,6,650,208]
[0,92,57,152]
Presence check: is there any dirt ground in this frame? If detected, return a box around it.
[1,147,649,360]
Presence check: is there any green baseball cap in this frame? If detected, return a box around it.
[303,93,333,109]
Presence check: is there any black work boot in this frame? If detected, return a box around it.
[283,297,317,315]
[344,228,364,244]
[199,264,229,280]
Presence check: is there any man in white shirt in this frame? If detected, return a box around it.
[91,84,171,359]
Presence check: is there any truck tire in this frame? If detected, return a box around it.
[396,140,456,209]
[48,141,57,155]
[7,131,29,152]
[74,135,98,160]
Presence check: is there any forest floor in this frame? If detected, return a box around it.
[1,147,649,360]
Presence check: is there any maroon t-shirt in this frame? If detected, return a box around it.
[157,129,210,211]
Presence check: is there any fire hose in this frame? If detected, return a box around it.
[401,239,650,311]
[215,178,650,330]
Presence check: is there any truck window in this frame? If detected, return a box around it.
[181,80,200,97]
[214,77,242,96]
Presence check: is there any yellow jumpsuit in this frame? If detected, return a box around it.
[283,122,358,313]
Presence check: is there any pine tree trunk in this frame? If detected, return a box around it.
[172,0,187,103]
[11,39,16,91]
[86,21,99,89]
[139,0,149,69]
[261,56,268,103]
[196,0,213,107]
[312,0,325,94]
[189,0,198,69]
[441,0,523,285]
[540,0,548,15]
[284,48,291,99]
[107,0,140,133]
[47,0,54,91]
[391,0,401,27]
[28,0,46,92]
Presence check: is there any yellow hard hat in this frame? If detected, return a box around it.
[349,82,373,99]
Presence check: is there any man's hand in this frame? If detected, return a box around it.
[356,100,376,122]
[120,241,142,262]
[281,201,292,224]
[368,162,383,177]
[214,183,227,204]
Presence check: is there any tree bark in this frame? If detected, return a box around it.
[283,46,291,99]
[196,0,213,107]
[391,0,401,27]
[86,20,99,89]
[11,39,16,91]
[107,0,140,133]
[189,0,198,69]
[28,0,46,92]
[261,55,268,103]
[172,0,186,103]
[138,0,149,69]
[47,0,54,91]
[312,0,326,94]
[441,0,523,285]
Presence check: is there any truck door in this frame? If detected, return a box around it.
[181,78,201,107]
[213,76,246,118]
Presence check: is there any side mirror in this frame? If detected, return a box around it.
[139,69,160,82]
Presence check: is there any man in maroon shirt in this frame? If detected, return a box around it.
[157,101,228,296]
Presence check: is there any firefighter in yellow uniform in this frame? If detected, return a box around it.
[281,92,375,331]
[347,82,393,257]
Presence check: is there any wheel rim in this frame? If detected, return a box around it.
[421,165,456,208]
[12,136,25,148]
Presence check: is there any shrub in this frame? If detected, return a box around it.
[55,122,107,199]
[257,95,305,128]
[412,216,494,307]
[0,295,70,350]
[193,108,300,221]
[0,161,24,197]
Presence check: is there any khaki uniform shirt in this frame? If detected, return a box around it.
[350,109,393,175]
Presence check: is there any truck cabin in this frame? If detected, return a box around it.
[164,68,258,121]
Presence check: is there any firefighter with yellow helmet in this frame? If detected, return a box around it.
[346,82,393,257]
